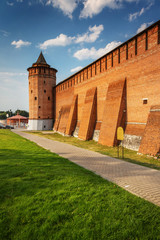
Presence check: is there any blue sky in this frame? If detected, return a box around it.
[0,0,160,111]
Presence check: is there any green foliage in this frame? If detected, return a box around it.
[0,112,7,119]
[0,110,13,119]
[15,109,29,117]
[0,130,160,240]
[0,109,29,119]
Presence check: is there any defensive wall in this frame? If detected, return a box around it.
[53,20,160,155]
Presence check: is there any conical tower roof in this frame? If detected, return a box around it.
[28,52,57,72]
[36,52,47,64]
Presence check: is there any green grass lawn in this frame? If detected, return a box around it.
[30,131,160,170]
[0,130,160,240]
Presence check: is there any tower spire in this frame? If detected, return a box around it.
[36,51,47,64]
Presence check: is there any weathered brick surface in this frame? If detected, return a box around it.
[28,64,56,120]
[65,95,78,135]
[139,105,160,155]
[125,124,145,136]
[98,79,126,146]
[78,87,97,140]
[57,105,71,134]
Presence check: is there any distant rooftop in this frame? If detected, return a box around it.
[7,114,28,120]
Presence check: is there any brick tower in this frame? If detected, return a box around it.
[27,52,57,130]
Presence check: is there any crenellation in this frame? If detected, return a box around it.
[54,22,159,94]
[92,64,95,77]
[105,56,107,69]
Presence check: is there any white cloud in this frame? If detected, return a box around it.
[129,3,153,21]
[46,0,78,18]
[125,33,129,38]
[73,41,121,60]
[136,22,153,34]
[16,0,23,2]
[0,30,9,37]
[79,0,139,19]
[39,24,104,49]
[80,0,119,19]
[70,66,83,73]
[11,40,31,48]
[39,34,75,49]
[0,72,27,78]
[75,25,104,43]
[7,1,14,6]
[31,0,154,19]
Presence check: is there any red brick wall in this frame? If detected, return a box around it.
[139,105,160,156]
[78,87,97,140]
[65,95,78,135]
[57,105,71,134]
[98,79,126,146]
[52,21,160,149]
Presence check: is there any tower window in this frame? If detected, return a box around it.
[38,116,40,118]
[48,96,50,100]
[35,97,37,100]
[44,80,46,84]
[143,98,148,104]
[44,68,46,73]
[44,90,46,93]
[31,90,33,93]
[39,106,41,108]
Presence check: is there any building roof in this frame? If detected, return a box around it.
[36,52,47,64]
[7,114,28,120]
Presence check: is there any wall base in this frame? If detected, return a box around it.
[122,134,142,151]
[28,119,53,131]
[93,130,100,142]
[73,127,79,138]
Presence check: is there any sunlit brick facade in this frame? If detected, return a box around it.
[28,20,160,156]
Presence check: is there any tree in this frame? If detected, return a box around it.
[0,110,13,119]
[0,112,7,119]
[15,110,29,117]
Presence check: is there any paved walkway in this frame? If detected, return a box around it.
[13,129,160,207]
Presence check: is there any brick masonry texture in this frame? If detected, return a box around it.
[98,79,126,146]
[78,87,97,140]
[139,105,160,155]
[28,21,160,156]
[65,95,78,136]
